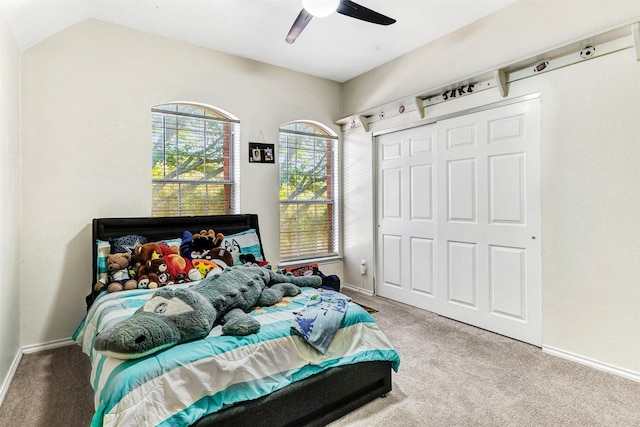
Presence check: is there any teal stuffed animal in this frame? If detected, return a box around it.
[94,265,321,359]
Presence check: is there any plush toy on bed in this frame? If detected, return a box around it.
[134,242,163,265]
[135,274,156,290]
[165,253,202,283]
[134,242,164,288]
[192,258,222,279]
[184,229,235,268]
[157,240,201,283]
[147,258,173,287]
[93,265,322,359]
[94,253,138,293]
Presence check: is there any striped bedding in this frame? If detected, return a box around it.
[73,285,400,427]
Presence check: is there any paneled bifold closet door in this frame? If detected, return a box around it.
[376,98,541,346]
[377,124,438,313]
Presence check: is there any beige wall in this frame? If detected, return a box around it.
[0,4,21,396]
[341,1,640,374]
[20,19,341,346]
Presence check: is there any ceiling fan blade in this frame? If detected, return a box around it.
[285,9,313,44]
[336,0,396,25]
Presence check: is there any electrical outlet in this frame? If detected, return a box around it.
[360,260,367,275]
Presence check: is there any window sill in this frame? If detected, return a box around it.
[278,256,343,269]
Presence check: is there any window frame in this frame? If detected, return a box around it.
[151,102,240,217]
[278,121,339,262]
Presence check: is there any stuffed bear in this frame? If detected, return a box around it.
[147,258,173,287]
[134,242,163,287]
[94,253,138,293]
[134,242,163,265]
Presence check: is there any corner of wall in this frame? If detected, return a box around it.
[0,1,22,409]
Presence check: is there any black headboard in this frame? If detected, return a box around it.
[88,214,263,308]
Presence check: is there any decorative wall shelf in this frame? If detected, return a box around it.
[337,22,640,132]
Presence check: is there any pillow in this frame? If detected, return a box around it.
[109,234,147,255]
[158,237,182,247]
[222,229,264,265]
[96,240,111,284]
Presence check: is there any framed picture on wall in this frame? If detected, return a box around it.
[249,142,275,164]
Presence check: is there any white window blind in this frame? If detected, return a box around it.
[279,122,338,261]
[151,103,239,217]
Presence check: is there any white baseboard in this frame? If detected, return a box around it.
[543,345,640,383]
[0,349,23,408]
[21,337,74,354]
[0,337,75,408]
[342,283,374,296]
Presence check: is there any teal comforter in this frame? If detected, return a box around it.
[74,285,400,427]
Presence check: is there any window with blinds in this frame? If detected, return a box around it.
[151,103,239,217]
[279,122,338,261]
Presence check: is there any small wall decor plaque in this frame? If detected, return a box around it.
[249,142,274,164]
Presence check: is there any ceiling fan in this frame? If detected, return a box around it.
[285,0,396,44]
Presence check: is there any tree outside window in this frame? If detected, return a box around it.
[279,121,338,261]
[152,103,239,216]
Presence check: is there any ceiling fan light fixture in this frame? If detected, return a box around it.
[302,0,339,17]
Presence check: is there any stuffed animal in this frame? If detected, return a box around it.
[188,229,218,258]
[238,253,269,268]
[94,253,138,293]
[134,242,163,287]
[94,265,323,359]
[134,242,163,265]
[192,258,222,279]
[146,258,173,287]
[206,246,234,268]
[158,241,180,258]
[165,253,201,283]
[135,274,158,290]
[188,229,234,267]
[238,253,256,265]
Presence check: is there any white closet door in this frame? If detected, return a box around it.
[436,99,541,345]
[376,124,438,312]
[375,98,541,346]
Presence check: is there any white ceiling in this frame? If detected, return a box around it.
[1,0,517,82]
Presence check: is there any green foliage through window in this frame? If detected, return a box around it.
[279,122,338,260]
[152,103,238,216]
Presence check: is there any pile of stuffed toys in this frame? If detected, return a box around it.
[94,229,245,293]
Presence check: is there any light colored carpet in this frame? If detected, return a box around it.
[0,344,94,427]
[331,288,640,427]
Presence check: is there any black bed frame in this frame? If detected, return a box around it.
[89,214,265,308]
[89,214,392,426]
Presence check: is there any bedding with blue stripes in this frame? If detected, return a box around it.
[74,285,400,427]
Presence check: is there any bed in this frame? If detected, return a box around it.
[74,214,400,427]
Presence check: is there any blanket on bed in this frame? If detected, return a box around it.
[74,286,400,427]
[93,265,321,359]
[291,291,351,354]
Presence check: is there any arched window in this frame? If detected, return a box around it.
[151,103,239,216]
[279,121,338,261]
